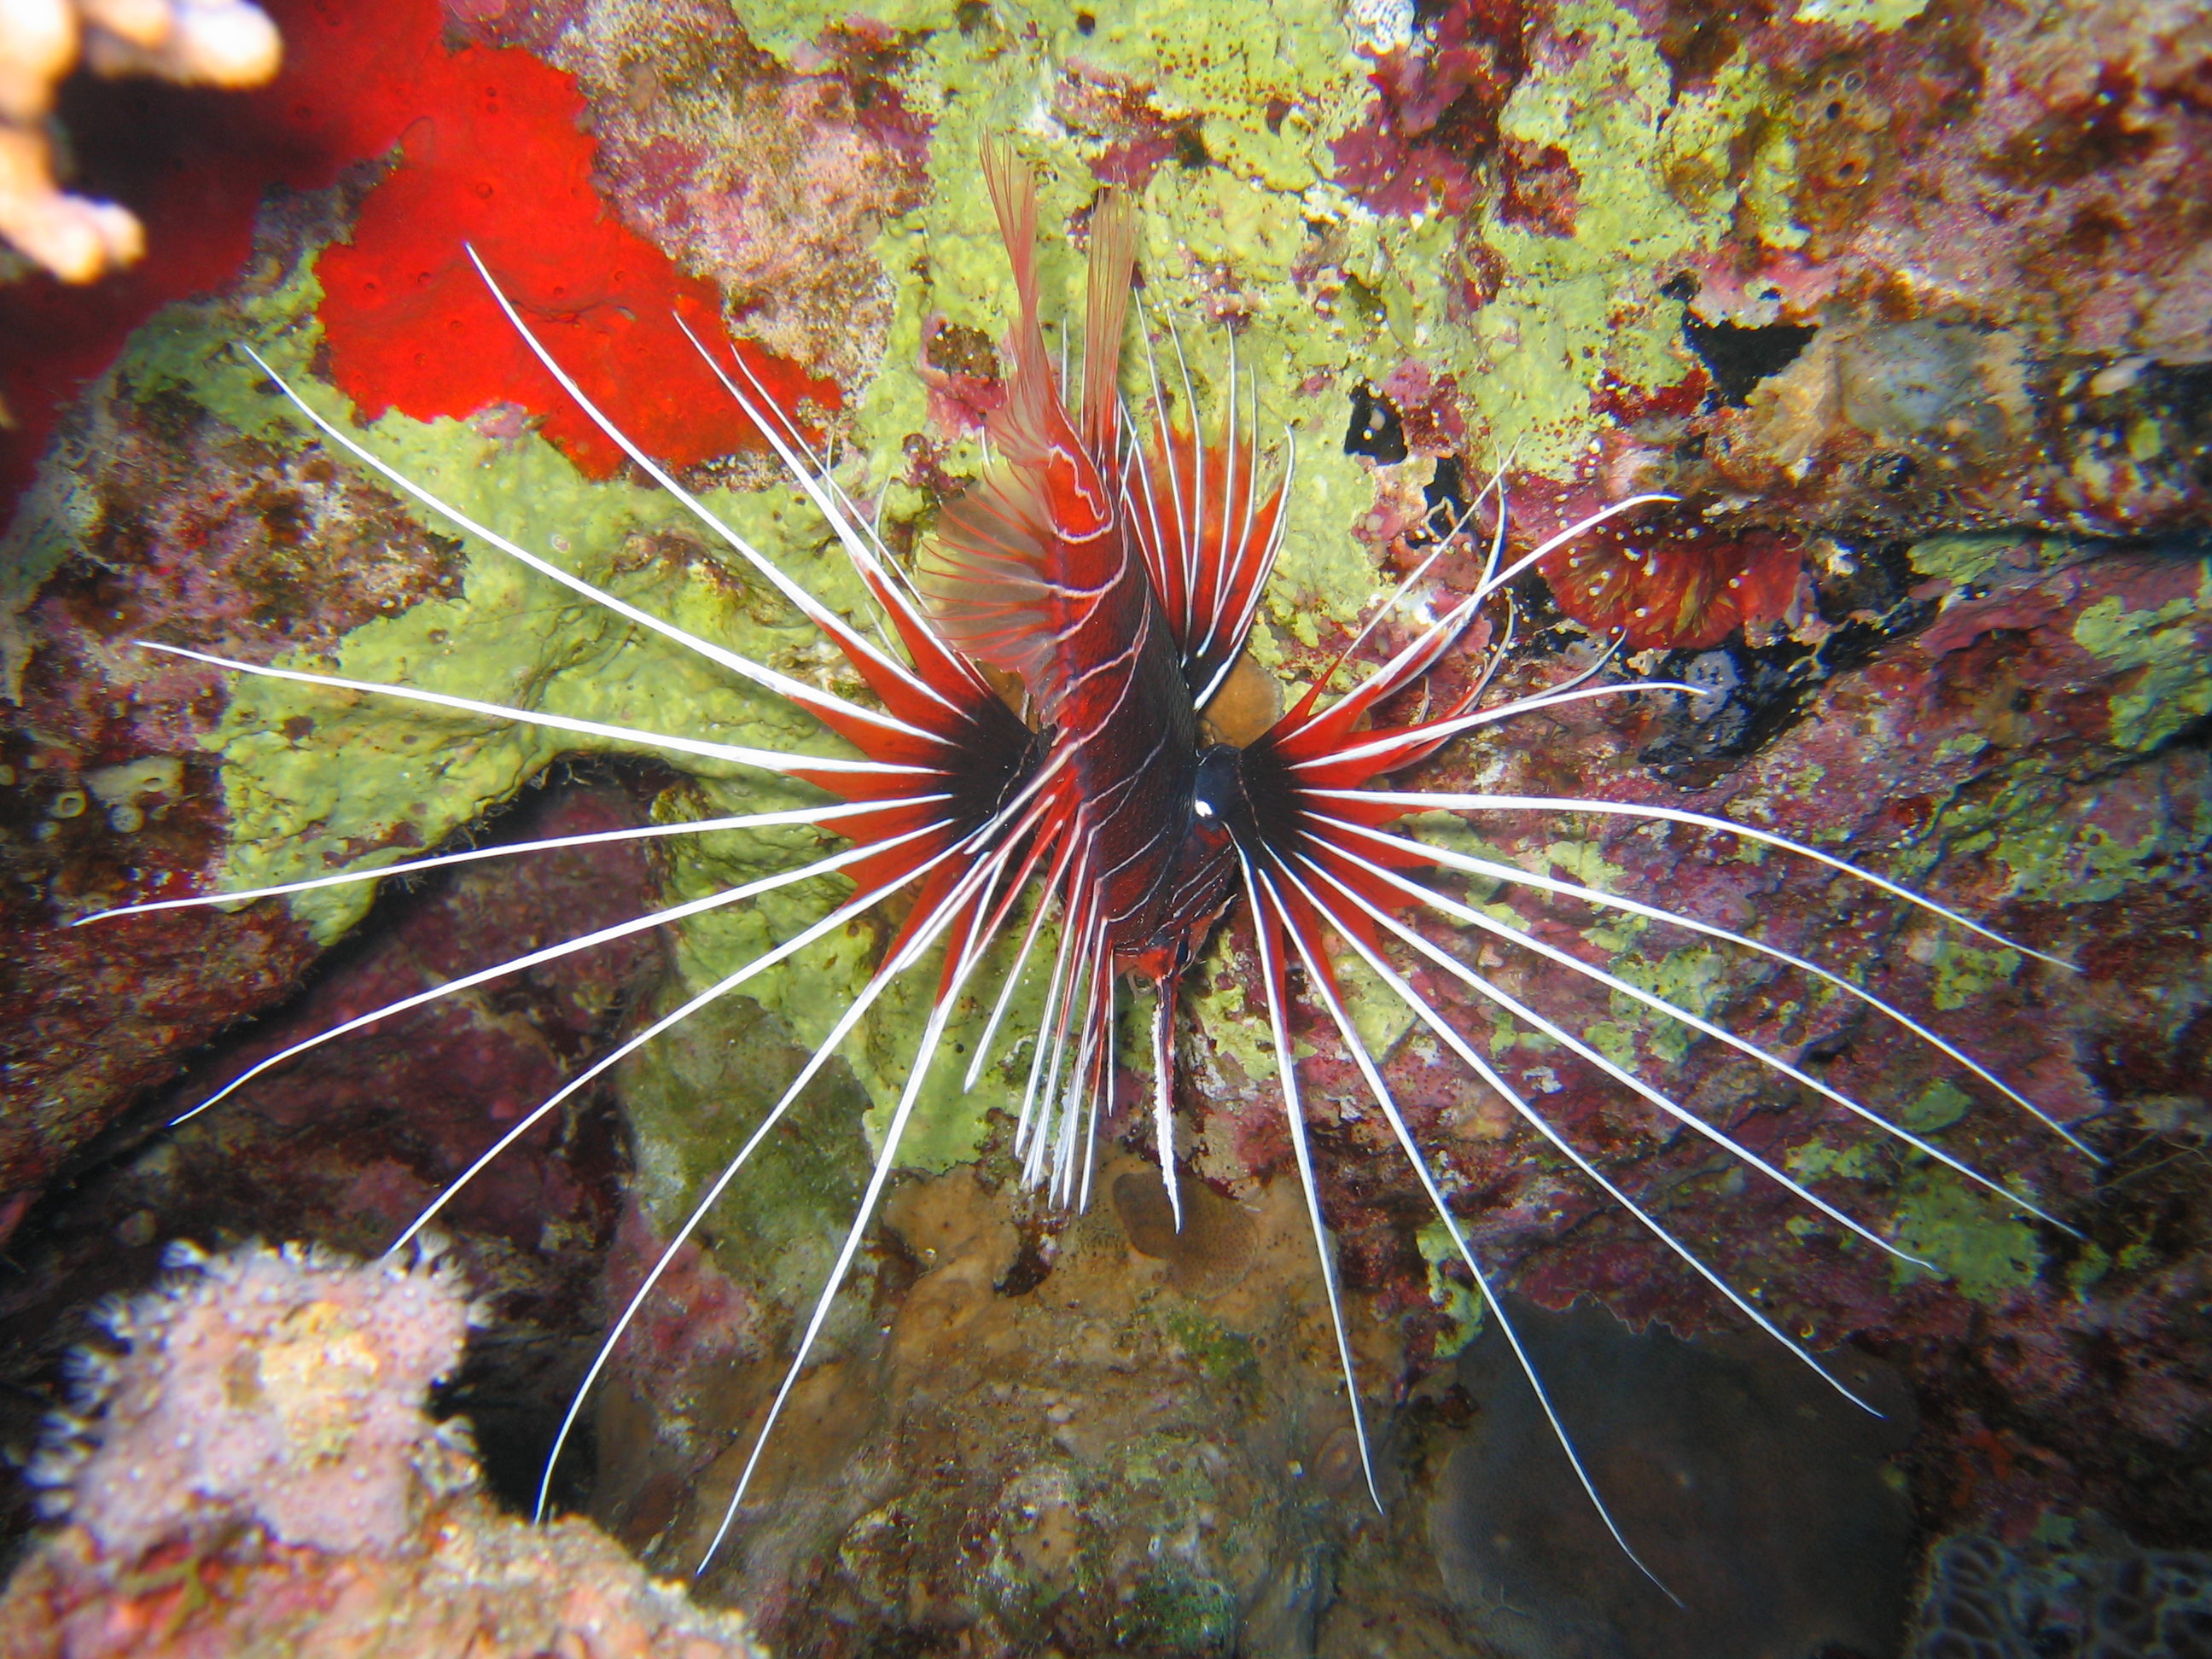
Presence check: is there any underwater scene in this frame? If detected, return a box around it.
[0,0,2207,1654]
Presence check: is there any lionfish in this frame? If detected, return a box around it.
[87,146,2081,1592]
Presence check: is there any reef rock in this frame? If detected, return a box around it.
[0,0,2205,1655]
[0,1238,767,1659]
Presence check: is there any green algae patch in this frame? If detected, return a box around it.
[1610,945,1729,1065]
[2071,568,2212,753]
[1188,956,1279,1086]
[1922,938,2022,1014]
[1790,0,1931,30]
[1119,1564,1239,1653]
[1161,1306,1262,1391]
[616,982,875,1319]
[1941,740,2210,906]
[1888,1170,2041,1305]
[1417,1217,1487,1357]
[1468,0,1778,475]
[1326,944,1422,1062]
[208,406,854,943]
[655,789,1060,1173]
[1899,1078,1972,1135]
[1785,1130,1880,1185]
[1906,533,2052,591]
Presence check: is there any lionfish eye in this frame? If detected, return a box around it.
[1191,743,1246,829]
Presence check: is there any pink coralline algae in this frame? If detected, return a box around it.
[0,364,471,1231]
[0,1240,769,1659]
[1649,0,2212,543]
[1331,0,1529,218]
[460,0,929,388]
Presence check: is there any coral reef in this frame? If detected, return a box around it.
[592,1155,1396,1654]
[0,0,2205,1653]
[1342,1297,1918,1658]
[0,765,661,1551]
[27,1239,476,1554]
[0,1238,766,1657]
[0,0,279,283]
[1906,1532,2212,1659]
[468,0,931,388]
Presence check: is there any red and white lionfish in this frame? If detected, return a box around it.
[90,146,2083,1593]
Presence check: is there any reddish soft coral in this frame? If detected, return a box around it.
[1521,480,1807,651]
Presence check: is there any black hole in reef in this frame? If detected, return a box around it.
[1868,451,1918,491]
[1345,382,1409,464]
[1679,312,1819,407]
[1423,455,1471,540]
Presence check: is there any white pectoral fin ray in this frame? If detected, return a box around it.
[137,641,919,780]
[697,845,1022,1572]
[235,343,928,746]
[1237,849,1381,1513]
[77,797,936,923]
[455,260,969,725]
[527,831,973,1523]
[1305,843,1924,1266]
[1331,789,2074,969]
[1292,852,1877,1416]
[176,821,945,1126]
[1332,839,2071,1230]
[1315,812,2088,1157]
[1258,848,1679,1604]
[389,843,956,1258]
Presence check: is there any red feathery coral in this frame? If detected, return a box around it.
[1522,489,1805,650]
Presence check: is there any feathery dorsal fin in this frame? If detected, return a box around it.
[923,151,1146,717]
[1080,190,1138,459]
[980,141,1055,470]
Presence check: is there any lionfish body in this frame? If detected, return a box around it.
[91,145,2087,1593]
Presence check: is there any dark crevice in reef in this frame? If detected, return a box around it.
[1661,271,1819,407]
[0,757,685,1561]
[1679,312,1820,407]
[1423,454,1473,540]
[1635,536,1938,781]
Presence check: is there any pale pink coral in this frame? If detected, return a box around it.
[1,1240,769,1659]
[38,1239,475,1559]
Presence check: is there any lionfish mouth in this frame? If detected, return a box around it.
[82,144,2085,1598]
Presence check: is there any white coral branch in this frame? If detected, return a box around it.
[0,0,279,282]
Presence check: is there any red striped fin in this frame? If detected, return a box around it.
[1127,410,1285,700]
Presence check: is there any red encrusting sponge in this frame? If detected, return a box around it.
[0,0,831,518]
[309,0,834,479]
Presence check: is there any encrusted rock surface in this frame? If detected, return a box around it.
[0,1240,768,1659]
[0,0,2204,1654]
